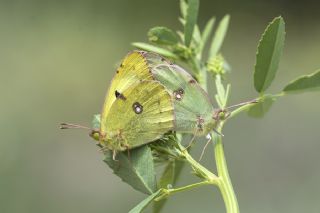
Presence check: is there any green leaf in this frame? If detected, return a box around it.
[184,0,199,47]
[148,27,180,46]
[129,189,162,213]
[153,162,175,213]
[247,95,276,118]
[172,160,185,185]
[225,84,231,105]
[216,75,225,104]
[214,75,230,108]
[159,162,175,189]
[254,16,286,93]
[199,17,215,55]
[178,17,186,26]
[179,0,188,19]
[176,30,184,42]
[193,25,202,46]
[208,15,230,60]
[104,145,157,195]
[283,70,320,93]
[151,134,185,213]
[171,134,185,186]
[93,114,157,194]
[132,42,179,59]
[153,160,185,213]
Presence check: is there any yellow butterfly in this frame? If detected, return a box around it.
[97,51,174,156]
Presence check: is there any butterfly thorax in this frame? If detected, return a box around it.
[194,113,219,136]
[99,131,128,151]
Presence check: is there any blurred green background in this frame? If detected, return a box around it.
[1,0,319,212]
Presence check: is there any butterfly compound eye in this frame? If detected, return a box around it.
[89,129,100,141]
[132,102,143,114]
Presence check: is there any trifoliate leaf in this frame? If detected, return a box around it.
[283,70,320,93]
[254,16,285,93]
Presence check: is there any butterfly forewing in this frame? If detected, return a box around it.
[102,80,174,151]
[101,51,154,138]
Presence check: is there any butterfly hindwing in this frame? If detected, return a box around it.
[151,63,217,136]
[102,80,174,151]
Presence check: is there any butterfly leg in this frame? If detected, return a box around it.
[112,150,118,161]
[99,146,109,154]
[199,134,213,161]
[183,119,204,151]
[184,133,197,150]
[123,144,132,163]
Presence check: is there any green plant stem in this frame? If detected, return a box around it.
[153,147,220,202]
[195,59,239,213]
[214,124,239,213]
[179,46,240,213]
[154,138,239,213]
[168,181,211,194]
[182,148,218,181]
[155,181,212,201]
[198,68,208,89]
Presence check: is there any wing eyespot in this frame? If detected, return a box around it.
[132,102,143,114]
[173,88,184,101]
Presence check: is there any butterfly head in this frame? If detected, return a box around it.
[90,129,127,152]
[89,129,101,141]
[213,109,230,122]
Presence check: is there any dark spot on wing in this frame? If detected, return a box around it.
[132,102,143,114]
[189,79,196,84]
[173,88,184,101]
[115,90,126,100]
[196,116,205,131]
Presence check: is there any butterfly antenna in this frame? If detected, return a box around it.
[213,128,224,137]
[60,122,91,130]
[225,98,258,110]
